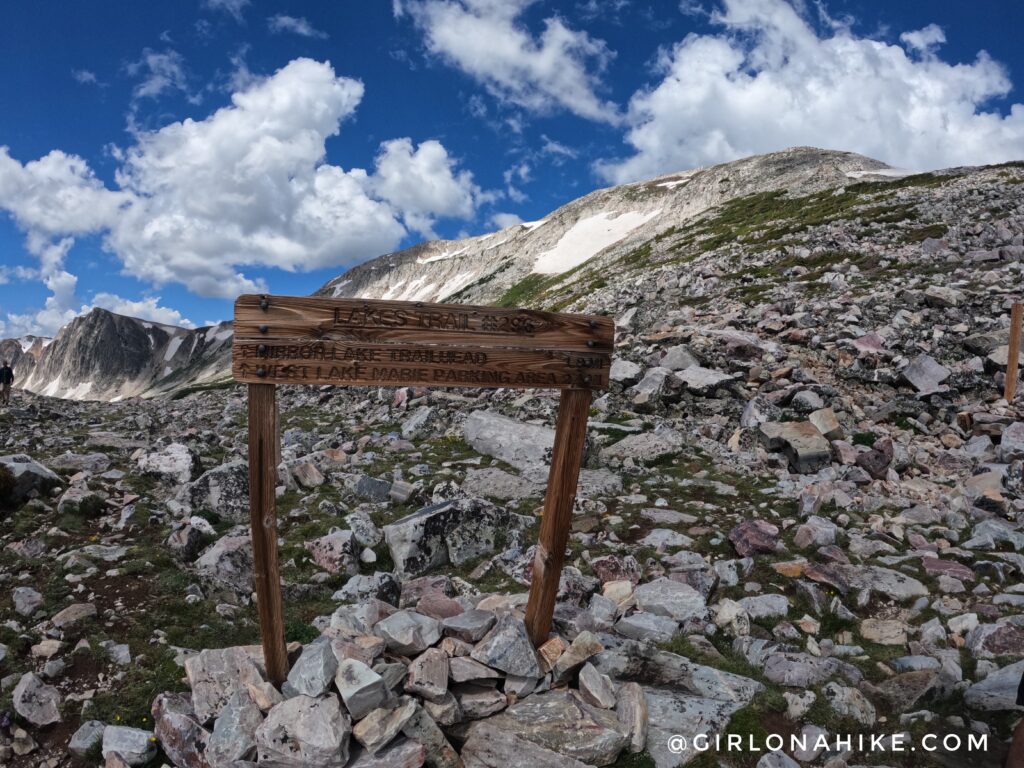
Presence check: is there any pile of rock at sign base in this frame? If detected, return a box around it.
[119,575,760,768]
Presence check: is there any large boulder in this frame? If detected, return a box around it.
[178,460,249,523]
[255,695,351,768]
[185,646,267,725]
[383,498,532,579]
[137,442,202,484]
[195,530,254,595]
[12,672,61,726]
[151,693,212,768]
[102,726,158,766]
[469,690,628,766]
[0,454,60,504]
[758,422,831,474]
[463,410,555,471]
[206,690,264,767]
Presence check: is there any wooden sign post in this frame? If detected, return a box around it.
[1006,302,1023,402]
[233,294,613,683]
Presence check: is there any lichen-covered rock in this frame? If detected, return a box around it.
[13,672,61,726]
[255,695,351,768]
[383,498,531,579]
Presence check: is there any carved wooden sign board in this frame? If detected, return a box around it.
[233,294,613,684]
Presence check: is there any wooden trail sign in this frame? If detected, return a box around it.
[1006,302,1023,402]
[233,294,614,683]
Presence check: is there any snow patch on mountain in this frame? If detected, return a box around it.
[532,210,662,274]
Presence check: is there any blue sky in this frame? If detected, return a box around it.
[1,0,1023,335]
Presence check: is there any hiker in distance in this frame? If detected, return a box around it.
[0,360,13,405]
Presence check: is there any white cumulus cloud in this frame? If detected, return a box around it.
[371,138,483,237]
[398,0,619,123]
[598,0,1024,182]
[0,59,487,334]
[491,212,524,229]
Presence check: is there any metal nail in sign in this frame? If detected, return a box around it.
[233,294,614,683]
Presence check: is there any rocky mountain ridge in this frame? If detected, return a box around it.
[1,309,232,402]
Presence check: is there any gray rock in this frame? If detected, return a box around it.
[185,646,266,725]
[614,612,678,644]
[51,601,98,629]
[759,421,831,473]
[660,345,699,371]
[461,468,541,501]
[151,692,211,768]
[463,410,554,471]
[901,354,951,395]
[178,460,249,523]
[0,454,60,503]
[137,442,200,484]
[470,690,628,765]
[12,586,42,617]
[348,737,426,768]
[102,726,157,766]
[615,682,647,754]
[644,688,746,768]
[335,659,387,719]
[283,640,339,699]
[675,365,735,395]
[255,695,351,768]
[207,690,263,767]
[374,611,441,655]
[600,427,683,465]
[12,672,61,726]
[470,613,541,678]
[400,703,462,768]
[964,659,1024,711]
[453,684,508,719]
[1000,422,1024,463]
[591,642,763,704]
[442,609,497,643]
[821,682,876,725]
[578,662,616,709]
[609,359,642,385]
[757,752,801,768]
[462,720,591,768]
[194,530,254,595]
[405,648,449,703]
[69,720,106,759]
[383,498,531,579]
[630,366,673,404]
[634,577,707,622]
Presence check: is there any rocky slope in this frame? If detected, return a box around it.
[317,147,892,306]
[0,149,1023,767]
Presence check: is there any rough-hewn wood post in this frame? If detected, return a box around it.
[247,383,289,685]
[524,388,592,647]
[1006,302,1023,402]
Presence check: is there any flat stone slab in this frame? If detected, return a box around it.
[634,577,707,622]
[471,690,628,766]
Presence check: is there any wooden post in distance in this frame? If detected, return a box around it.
[247,383,289,685]
[523,388,593,647]
[1006,302,1023,402]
